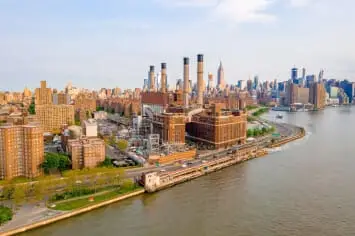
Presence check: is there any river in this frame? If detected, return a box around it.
[22,107,355,236]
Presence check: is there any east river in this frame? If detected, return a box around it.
[22,107,355,236]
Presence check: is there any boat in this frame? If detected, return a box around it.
[276,113,283,119]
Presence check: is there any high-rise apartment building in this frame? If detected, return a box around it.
[35,81,52,105]
[309,82,326,110]
[36,105,74,133]
[0,123,44,180]
[68,137,105,169]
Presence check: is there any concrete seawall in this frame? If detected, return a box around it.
[145,126,306,193]
[1,189,145,236]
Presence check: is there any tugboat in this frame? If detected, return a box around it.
[276,113,283,119]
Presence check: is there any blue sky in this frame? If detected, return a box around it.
[1,0,354,91]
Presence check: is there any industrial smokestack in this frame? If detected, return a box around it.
[183,57,190,108]
[161,63,167,93]
[149,65,155,91]
[197,54,204,106]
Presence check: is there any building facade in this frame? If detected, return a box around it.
[309,82,326,110]
[35,81,52,105]
[186,104,247,149]
[36,105,75,133]
[0,123,44,179]
[152,113,186,144]
[68,137,105,169]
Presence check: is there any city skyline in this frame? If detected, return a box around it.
[1,0,355,91]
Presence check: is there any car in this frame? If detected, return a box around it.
[160,169,166,172]
[202,160,207,163]
[182,164,187,168]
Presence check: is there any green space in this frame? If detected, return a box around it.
[0,205,13,225]
[62,166,124,178]
[51,180,140,211]
[247,126,275,137]
[246,105,259,111]
[252,107,269,117]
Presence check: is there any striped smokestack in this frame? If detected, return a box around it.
[183,57,190,108]
[149,65,155,91]
[197,54,204,106]
[161,63,167,93]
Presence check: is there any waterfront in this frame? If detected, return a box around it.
[21,107,355,236]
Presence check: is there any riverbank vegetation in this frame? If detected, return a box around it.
[252,107,269,117]
[247,126,275,137]
[0,167,127,210]
[51,179,140,211]
[0,205,13,225]
[246,105,259,111]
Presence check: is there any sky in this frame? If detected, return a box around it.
[1,0,355,91]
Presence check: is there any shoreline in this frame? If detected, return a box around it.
[0,126,305,236]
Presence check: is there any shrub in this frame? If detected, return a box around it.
[0,205,13,225]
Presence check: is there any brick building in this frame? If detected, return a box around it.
[35,81,52,105]
[309,82,326,110]
[152,113,186,144]
[186,104,247,149]
[0,123,44,179]
[36,105,74,133]
[67,137,105,169]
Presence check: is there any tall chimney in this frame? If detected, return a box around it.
[161,63,167,93]
[183,57,190,108]
[149,65,155,91]
[197,54,204,106]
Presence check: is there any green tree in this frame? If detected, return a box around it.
[100,157,113,167]
[58,155,71,172]
[121,179,134,191]
[247,129,253,137]
[0,205,13,225]
[116,139,128,151]
[28,102,35,115]
[42,153,60,174]
[12,185,26,207]
[261,127,267,135]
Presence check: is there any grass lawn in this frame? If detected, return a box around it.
[51,187,142,211]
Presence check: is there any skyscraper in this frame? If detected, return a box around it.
[253,76,259,90]
[291,67,298,83]
[208,73,214,90]
[309,82,326,110]
[217,61,225,90]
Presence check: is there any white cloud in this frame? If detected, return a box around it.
[289,0,312,7]
[215,0,276,23]
[157,0,276,23]
[155,0,216,7]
